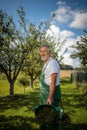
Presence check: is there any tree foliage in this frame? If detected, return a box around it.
[23,23,43,87]
[0,8,30,95]
[70,31,87,69]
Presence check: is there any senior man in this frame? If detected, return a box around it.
[39,44,61,130]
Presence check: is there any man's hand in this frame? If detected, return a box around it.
[47,98,53,105]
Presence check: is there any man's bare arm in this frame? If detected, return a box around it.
[47,73,57,104]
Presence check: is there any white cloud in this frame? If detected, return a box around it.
[57,1,65,6]
[70,12,87,29]
[60,30,74,38]
[63,53,80,68]
[52,1,87,29]
[47,25,60,37]
[47,24,80,68]
[46,25,74,42]
[52,6,73,24]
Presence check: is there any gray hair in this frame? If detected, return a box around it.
[39,44,51,52]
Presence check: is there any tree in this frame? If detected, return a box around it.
[70,31,87,69]
[18,77,29,93]
[0,8,30,95]
[23,49,42,88]
[22,23,46,87]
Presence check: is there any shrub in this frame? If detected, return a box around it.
[18,77,29,87]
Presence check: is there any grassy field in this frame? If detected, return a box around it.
[0,77,87,130]
[60,70,74,77]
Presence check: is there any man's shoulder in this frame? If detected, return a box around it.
[50,58,58,64]
[47,58,60,72]
[48,58,59,68]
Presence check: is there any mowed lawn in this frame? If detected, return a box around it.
[0,77,87,130]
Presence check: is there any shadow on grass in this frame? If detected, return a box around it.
[0,88,40,130]
[62,93,87,110]
[60,77,87,110]
[59,122,87,130]
[0,115,38,130]
[0,90,40,111]
[0,84,87,130]
[0,114,87,130]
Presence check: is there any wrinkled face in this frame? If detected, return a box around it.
[39,46,50,62]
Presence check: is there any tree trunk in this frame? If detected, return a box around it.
[30,76,34,88]
[23,86,26,93]
[9,81,14,95]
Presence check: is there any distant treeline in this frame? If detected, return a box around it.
[60,64,73,70]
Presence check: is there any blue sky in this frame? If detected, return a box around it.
[0,0,87,67]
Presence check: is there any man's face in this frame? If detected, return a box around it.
[39,47,50,62]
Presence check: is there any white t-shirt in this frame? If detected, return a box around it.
[43,57,60,86]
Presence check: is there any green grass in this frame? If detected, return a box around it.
[0,80,9,96]
[0,80,31,96]
[0,78,87,130]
